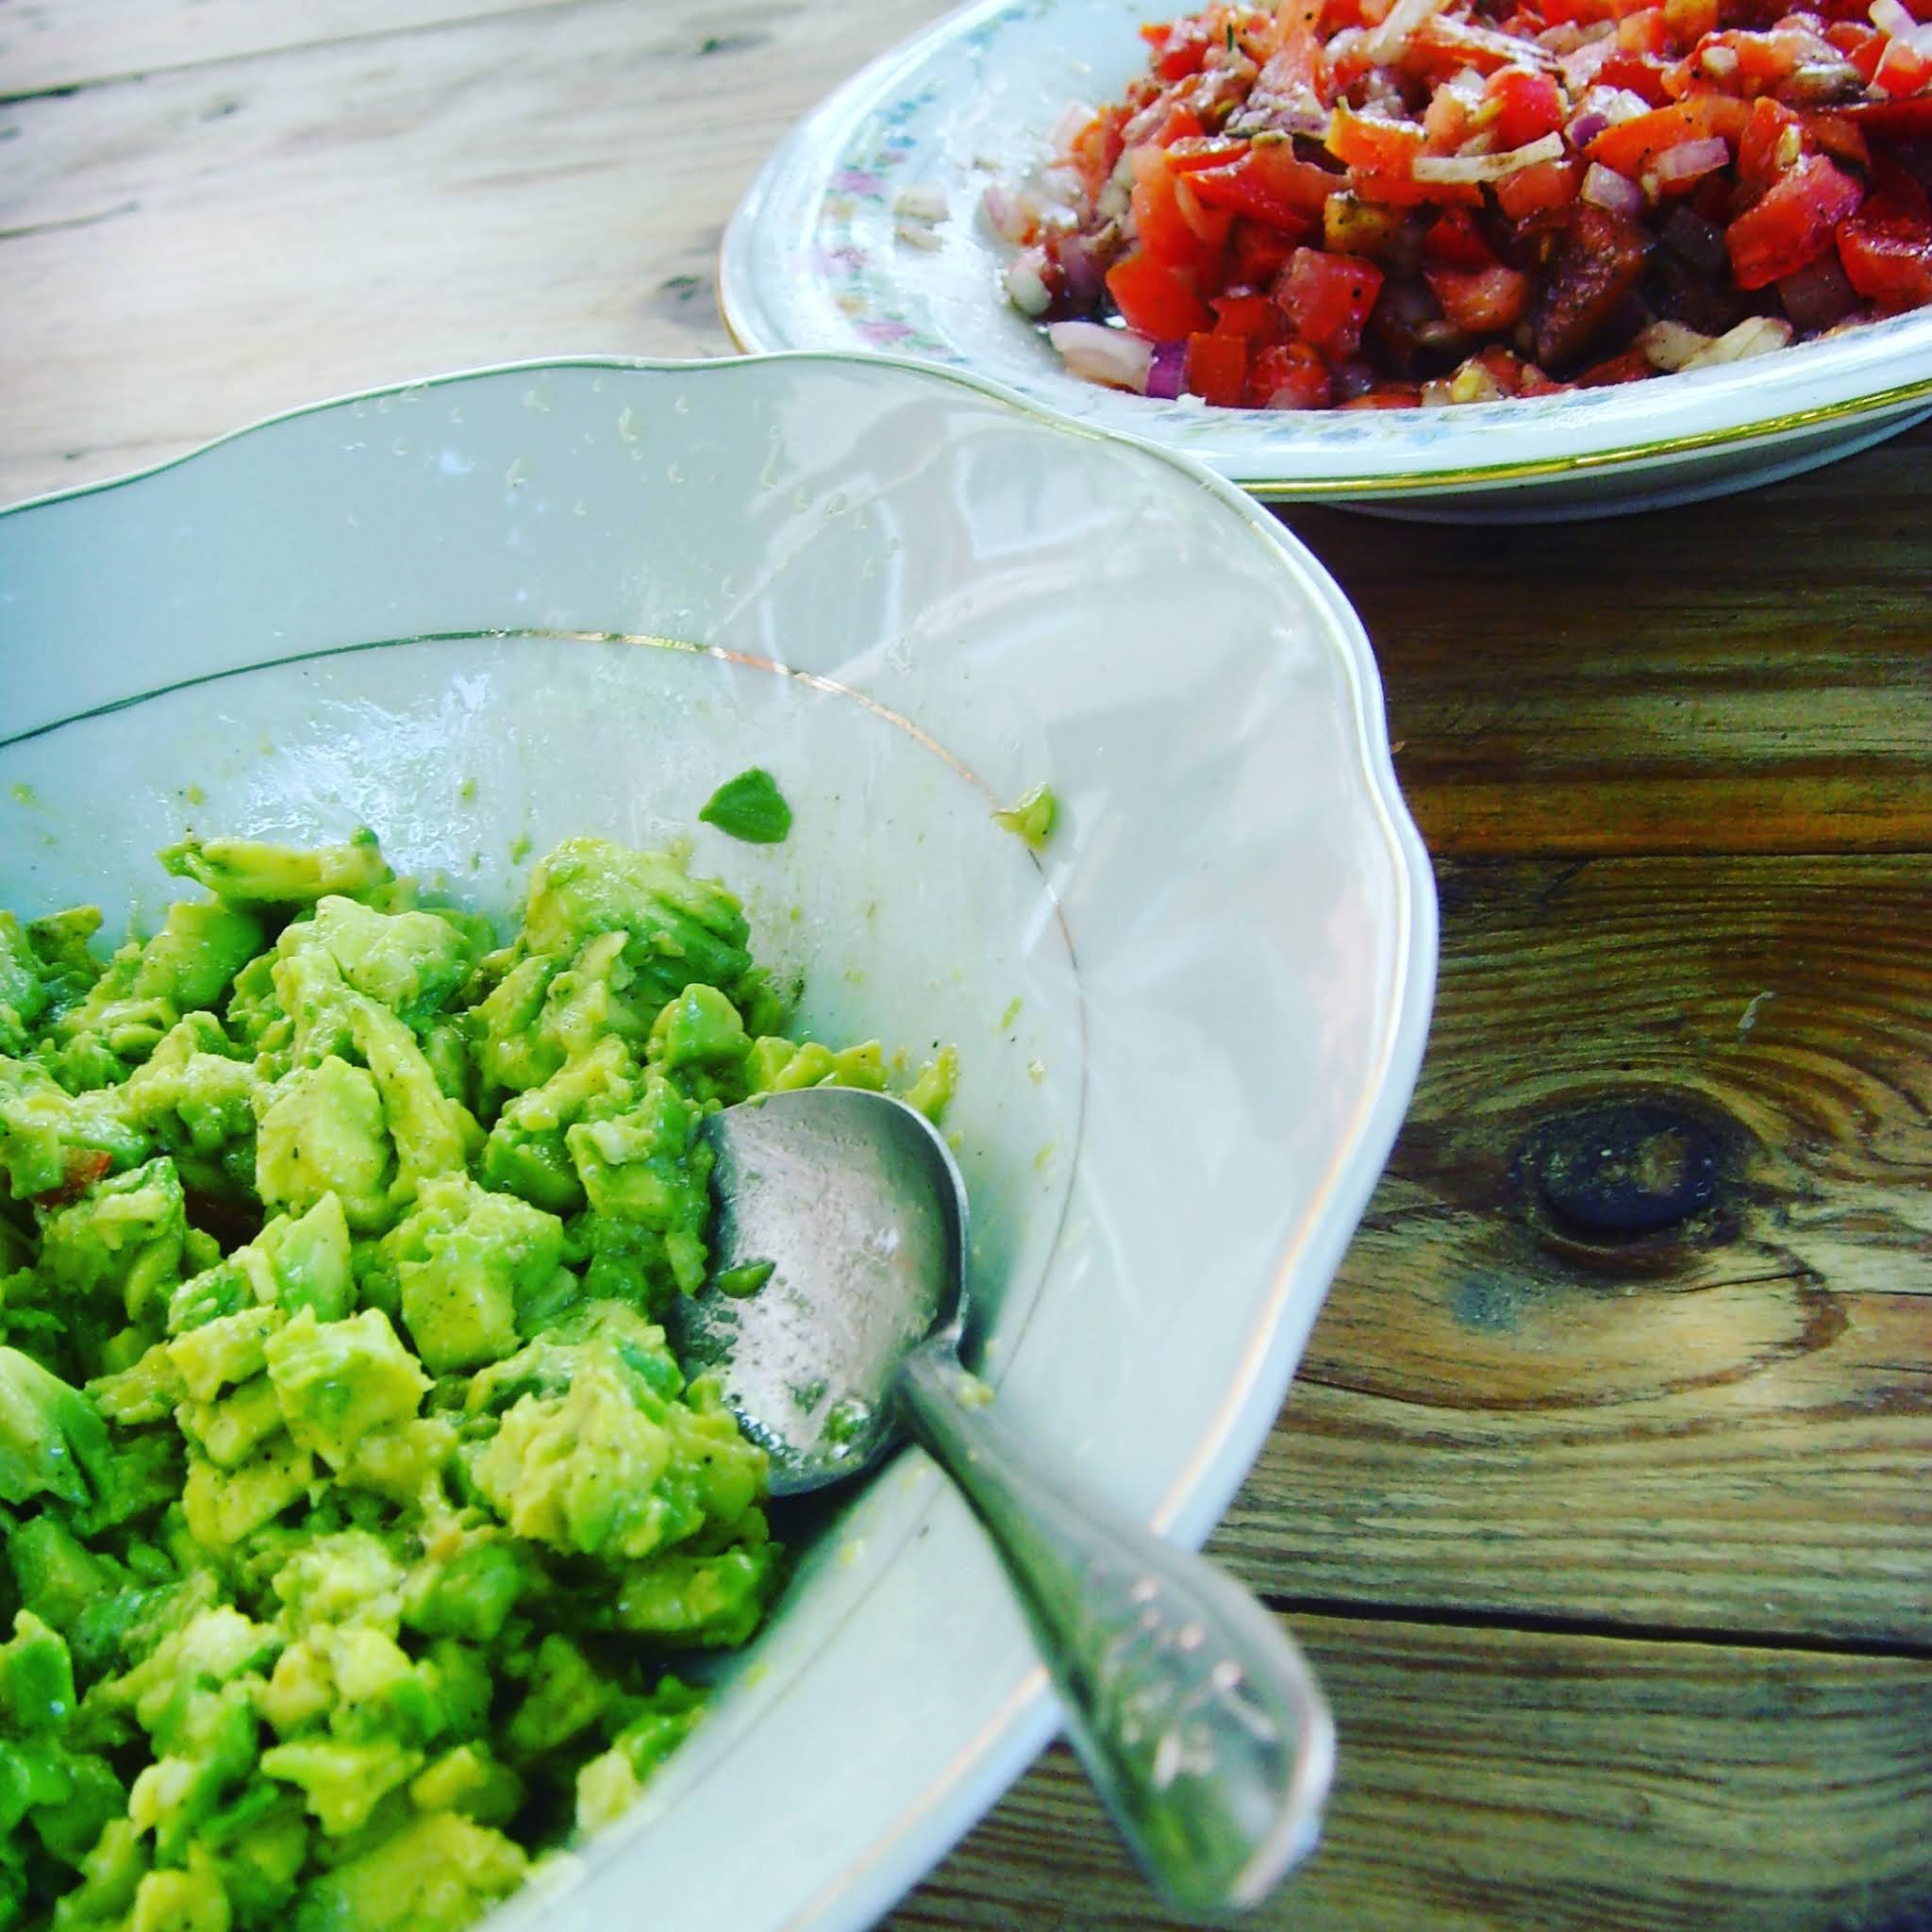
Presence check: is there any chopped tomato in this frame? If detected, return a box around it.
[1184,329,1250,404]
[1689,24,1833,92]
[1209,290,1277,334]
[1592,50,1674,104]
[1616,8,1673,56]
[1353,169,1486,210]
[1024,0,1932,410]
[1068,108,1128,204]
[1423,207,1499,268]
[1150,14,1219,79]
[1736,96,1805,192]
[1529,203,1655,367]
[1494,157,1583,218]
[1725,152,1863,287]
[1155,103,1206,147]
[1130,147,1199,266]
[1185,142,1339,227]
[1873,33,1932,94]
[1231,216,1299,285]
[1105,248,1217,338]
[1179,176,1237,250]
[1328,103,1424,174]
[1484,67,1566,147]
[1832,21,1888,81]
[1249,340,1335,407]
[1165,135,1255,173]
[1274,246,1386,353]
[1836,192,1932,305]
[1661,0,1720,43]
[1576,345,1656,383]
[1805,111,1872,174]
[1844,92,1932,138]
[1427,262,1533,328]
[1586,96,1751,177]
[1417,10,1562,73]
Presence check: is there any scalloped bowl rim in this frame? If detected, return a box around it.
[0,349,1440,1932]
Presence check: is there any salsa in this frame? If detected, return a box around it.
[995,0,1932,406]
[0,832,955,1932]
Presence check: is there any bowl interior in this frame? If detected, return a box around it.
[0,356,1433,1932]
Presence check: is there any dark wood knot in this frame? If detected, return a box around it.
[1523,1099,1724,1240]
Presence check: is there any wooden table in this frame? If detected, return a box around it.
[5,3,1929,1925]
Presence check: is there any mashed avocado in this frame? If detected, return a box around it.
[0,833,954,1932]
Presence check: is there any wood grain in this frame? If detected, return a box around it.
[1287,426,1932,858]
[0,0,578,98]
[0,0,957,506]
[888,1615,1932,1932]
[1216,855,1932,1643]
[8,2,1932,1927]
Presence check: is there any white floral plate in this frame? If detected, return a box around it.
[720,0,1932,522]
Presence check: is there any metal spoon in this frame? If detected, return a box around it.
[666,1086,1336,1915]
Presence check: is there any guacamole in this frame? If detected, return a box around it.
[0,833,956,1932]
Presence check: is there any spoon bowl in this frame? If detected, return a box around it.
[670,1087,1338,1917]
[672,1085,968,1492]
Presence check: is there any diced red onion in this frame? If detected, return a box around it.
[1005,249,1055,317]
[1412,130,1564,182]
[1145,340,1188,400]
[1661,205,1727,272]
[1047,320,1155,392]
[1653,136,1730,186]
[1777,254,1859,332]
[1565,108,1610,149]
[1050,101,1096,149]
[1568,84,1645,141]
[1058,233,1108,310]
[1581,161,1645,216]
[1333,358,1379,400]
[1558,38,1615,90]
[982,184,1030,244]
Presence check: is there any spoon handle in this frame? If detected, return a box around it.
[896,1337,1335,1916]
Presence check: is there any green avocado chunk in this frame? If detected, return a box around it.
[0,827,959,1932]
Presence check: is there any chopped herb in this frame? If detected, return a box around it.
[699,767,793,845]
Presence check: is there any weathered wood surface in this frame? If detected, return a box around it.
[1294,443,1932,858]
[890,1616,1932,1932]
[1226,855,1932,1645]
[5,1,1931,1926]
[0,0,958,506]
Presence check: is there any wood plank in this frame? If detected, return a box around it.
[1286,424,1932,859]
[0,0,575,98]
[1212,855,1932,1644]
[888,1615,1932,1932]
[0,0,958,506]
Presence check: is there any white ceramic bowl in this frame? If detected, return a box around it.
[0,354,1436,1931]
[720,0,1932,522]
